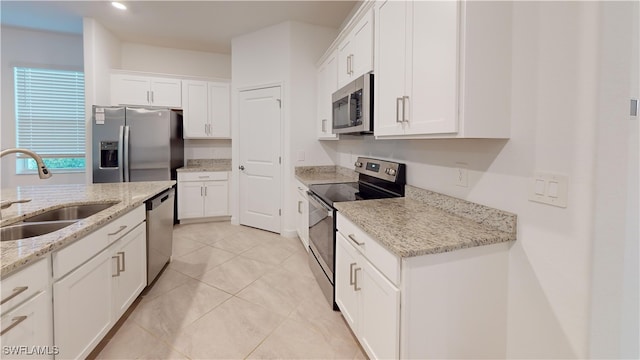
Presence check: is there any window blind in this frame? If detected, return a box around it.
[14,67,85,158]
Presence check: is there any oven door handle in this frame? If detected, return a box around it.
[307,191,333,214]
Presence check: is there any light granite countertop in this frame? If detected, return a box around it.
[334,185,517,258]
[0,181,175,277]
[177,159,232,172]
[295,165,358,186]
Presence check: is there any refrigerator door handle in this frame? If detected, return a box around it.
[123,125,130,182]
[118,125,125,182]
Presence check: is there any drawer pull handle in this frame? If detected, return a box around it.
[348,234,364,246]
[0,286,28,305]
[108,225,127,236]
[0,316,27,336]
[198,176,210,179]
[353,267,362,291]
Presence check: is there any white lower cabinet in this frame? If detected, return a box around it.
[53,248,113,360]
[178,171,230,220]
[0,258,53,360]
[294,181,309,249]
[111,223,147,320]
[53,205,146,360]
[336,213,509,359]
[335,231,399,359]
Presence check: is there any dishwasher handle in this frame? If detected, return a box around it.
[146,188,175,210]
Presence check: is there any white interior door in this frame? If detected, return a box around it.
[238,86,282,233]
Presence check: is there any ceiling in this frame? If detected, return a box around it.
[0,1,359,54]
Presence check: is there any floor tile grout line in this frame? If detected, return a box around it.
[127,320,193,360]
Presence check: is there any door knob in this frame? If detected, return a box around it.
[239,165,245,170]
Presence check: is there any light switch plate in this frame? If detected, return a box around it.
[529,172,568,207]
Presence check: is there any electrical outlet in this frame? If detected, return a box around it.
[455,163,468,187]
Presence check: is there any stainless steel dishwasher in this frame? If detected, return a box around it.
[145,187,175,285]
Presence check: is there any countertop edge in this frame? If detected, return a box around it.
[0,182,175,278]
[334,196,517,259]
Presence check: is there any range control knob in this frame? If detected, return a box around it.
[386,168,397,176]
[354,162,363,168]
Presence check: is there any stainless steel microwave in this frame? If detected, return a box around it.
[332,72,373,134]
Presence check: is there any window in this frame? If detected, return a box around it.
[14,67,86,173]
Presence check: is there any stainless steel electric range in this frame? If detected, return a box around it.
[307,157,406,309]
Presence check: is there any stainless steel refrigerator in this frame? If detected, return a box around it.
[92,106,184,183]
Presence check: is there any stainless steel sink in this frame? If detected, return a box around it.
[22,203,117,222]
[1,220,78,242]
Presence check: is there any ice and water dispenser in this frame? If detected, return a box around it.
[100,141,119,168]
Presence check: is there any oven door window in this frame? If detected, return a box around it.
[332,94,351,130]
[308,194,335,278]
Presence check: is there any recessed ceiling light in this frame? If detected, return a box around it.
[111,2,127,10]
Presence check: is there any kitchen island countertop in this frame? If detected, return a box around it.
[0,181,175,277]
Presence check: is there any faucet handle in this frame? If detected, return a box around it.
[0,198,32,210]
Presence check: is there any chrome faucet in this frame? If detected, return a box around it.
[0,148,52,179]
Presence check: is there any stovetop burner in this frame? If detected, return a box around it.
[308,181,399,206]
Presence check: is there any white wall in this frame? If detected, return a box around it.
[334,2,637,358]
[184,139,232,160]
[589,1,639,358]
[0,26,85,188]
[231,21,336,233]
[120,42,231,79]
[83,18,122,184]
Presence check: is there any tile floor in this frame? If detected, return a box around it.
[95,221,366,359]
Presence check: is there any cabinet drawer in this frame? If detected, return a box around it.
[178,171,228,182]
[337,214,400,285]
[53,205,145,280]
[1,259,49,315]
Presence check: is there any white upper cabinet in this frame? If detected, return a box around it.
[182,80,230,139]
[111,74,182,108]
[208,82,231,138]
[337,9,374,88]
[374,1,512,139]
[182,80,208,138]
[317,50,339,140]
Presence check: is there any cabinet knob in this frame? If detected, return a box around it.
[238,165,245,171]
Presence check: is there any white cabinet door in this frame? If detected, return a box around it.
[338,10,374,88]
[53,248,113,360]
[178,181,205,219]
[111,223,146,320]
[110,74,150,106]
[111,74,181,107]
[375,0,408,136]
[337,37,353,87]
[295,188,309,249]
[405,1,459,135]
[208,82,231,138]
[203,180,229,217]
[359,257,400,360]
[182,80,209,138]
[351,10,374,78]
[317,51,339,140]
[335,232,360,333]
[150,78,182,107]
[0,290,53,360]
